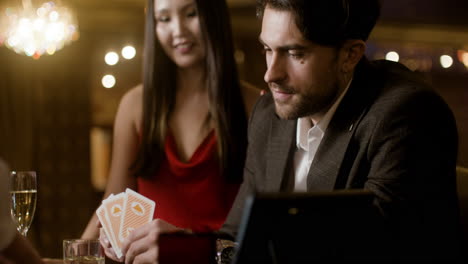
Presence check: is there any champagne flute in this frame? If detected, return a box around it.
[10,171,37,236]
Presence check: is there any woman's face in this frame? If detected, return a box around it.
[154,0,205,68]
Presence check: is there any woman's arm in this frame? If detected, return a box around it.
[81,85,143,239]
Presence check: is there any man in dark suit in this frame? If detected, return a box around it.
[220,0,462,262]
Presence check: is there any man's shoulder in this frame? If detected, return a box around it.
[368,60,446,108]
[358,60,454,126]
[370,60,430,91]
[249,92,276,125]
[370,60,426,87]
[246,92,279,142]
[255,91,275,109]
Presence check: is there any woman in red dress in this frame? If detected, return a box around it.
[81,0,260,261]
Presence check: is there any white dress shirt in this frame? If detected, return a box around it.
[0,159,16,251]
[293,80,352,192]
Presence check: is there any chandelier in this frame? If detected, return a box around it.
[0,0,79,59]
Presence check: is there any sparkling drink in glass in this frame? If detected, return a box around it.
[63,239,105,264]
[10,171,37,236]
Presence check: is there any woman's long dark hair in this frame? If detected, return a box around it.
[133,0,247,183]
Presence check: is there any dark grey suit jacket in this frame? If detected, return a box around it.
[221,59,462,261]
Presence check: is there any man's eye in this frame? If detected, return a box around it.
[261,48,271,55]
[289,52,304,59]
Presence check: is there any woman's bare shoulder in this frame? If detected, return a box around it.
[116,84,143,129]
[121,84,143,106]
[240,80,262,117]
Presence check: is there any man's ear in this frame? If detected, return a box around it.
[340,39,366,73]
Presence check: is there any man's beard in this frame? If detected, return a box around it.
[273,83,340,120]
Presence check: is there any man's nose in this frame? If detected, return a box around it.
[264,54,287,84]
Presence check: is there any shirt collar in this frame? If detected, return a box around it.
[296,78,353,150]
[296,117,313,150]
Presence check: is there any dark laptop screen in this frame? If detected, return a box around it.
[232,189,385,264]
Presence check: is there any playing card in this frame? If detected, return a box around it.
[95,189,155,258]
[103,192,126,258]
[96,205,121,257]
[98,193,114,239]
[119,188,156,242]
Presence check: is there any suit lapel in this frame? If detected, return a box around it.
[307,60,375,191]
[306,112,356,191]
[265,116,296,191]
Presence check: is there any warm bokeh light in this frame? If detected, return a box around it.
[46,45,56,55]
[458,50,468,68]
[385,51,399,62]
[49,11,59,22]
[102,75,116,88]
[105,52,119,65]
[0,1,79,59]
[440,55,453,69]
[463,53,468,68]
[121,45,136,60]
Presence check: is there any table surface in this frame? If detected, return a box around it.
[42,258,62,264]
[43,257,120,264]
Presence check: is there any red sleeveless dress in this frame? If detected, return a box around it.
[137,130,240,232]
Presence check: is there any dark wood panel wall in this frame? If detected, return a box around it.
[0,38,99,258]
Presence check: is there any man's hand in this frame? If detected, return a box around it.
[122,219,181,264]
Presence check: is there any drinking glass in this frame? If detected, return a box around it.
[9,171,37,236]
[63,239,104,264]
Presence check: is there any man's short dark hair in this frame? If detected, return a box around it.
[256,0,381,46]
